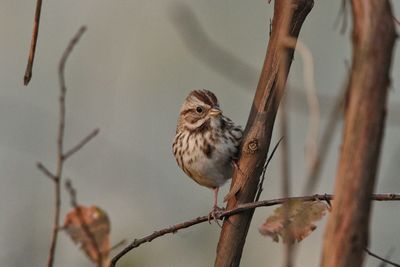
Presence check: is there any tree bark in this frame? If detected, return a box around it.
[321,1,396,267]
[214,1,313,266]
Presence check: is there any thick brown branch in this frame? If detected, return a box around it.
[321,1,397,266]
[23,0,43,85]
[215,1,313,266]
[109,193,400,267]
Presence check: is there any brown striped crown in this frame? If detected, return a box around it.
[186,90,219,108]
[176,89,222,133]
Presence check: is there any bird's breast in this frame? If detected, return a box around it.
[173,130,237,188]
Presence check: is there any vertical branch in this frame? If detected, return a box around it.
[23,0,43,85]
[321,1,396,266]
[214,1,313,266]
[279,96,294,267]
[303,84,346,194]
[280,37,321,196]
[280,96,291,200]
[44,26,87,267]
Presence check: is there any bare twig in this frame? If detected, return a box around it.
[255,136,284,202]
[39,26,88,267]
[378,247,395,267]
[65,179,103,267]
[63,128,99,161]
[37,162,56,181]
[58,26,87,103]
[23,0,43,85]
[365,247,400,267]
[109,193,400,267]
[109,240,127,253]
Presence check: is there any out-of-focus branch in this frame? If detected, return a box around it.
[282,38,320,173]
[334,0,349,34]
[109,193,400,267]
[169,3,256,89]
[321,0,397,266]
[303,83,346,193]
[393,15,400,26]
[23,0,43,85]
[169,3,400,128]
[36,26,99,267]
[280,98,291,200]
[279,96,294,267]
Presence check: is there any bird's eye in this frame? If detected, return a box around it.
[196,106,204,113]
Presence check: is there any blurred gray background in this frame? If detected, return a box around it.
[1,1,399,266]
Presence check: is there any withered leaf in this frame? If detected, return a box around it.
[63,205,110,263]
[259,200,328,244]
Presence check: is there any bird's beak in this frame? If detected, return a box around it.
[209,108,222,117]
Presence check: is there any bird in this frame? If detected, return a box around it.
[172,89,243,220]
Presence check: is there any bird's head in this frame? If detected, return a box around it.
[177,89,222,132]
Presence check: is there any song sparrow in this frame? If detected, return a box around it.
[172,90,242,218]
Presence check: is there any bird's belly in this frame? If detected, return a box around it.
[185,145,233,188]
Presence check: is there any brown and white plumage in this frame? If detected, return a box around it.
[172,89,242,210]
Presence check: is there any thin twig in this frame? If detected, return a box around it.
[44,26,87,267]
[23,0,43,85]
[109,193,400,267]
[365,247,400,267]
[378,247,395,267]
[255,136,284,202]
[63,128,99,161]
[37,162,56,181]
[109,240,127,253]
[65,179,103,267]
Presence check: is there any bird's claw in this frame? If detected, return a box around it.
[208,206,225,227]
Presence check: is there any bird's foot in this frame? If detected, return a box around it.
[208,205,225,227]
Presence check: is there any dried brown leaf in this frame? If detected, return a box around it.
[63,205,110,263]
[259,200,328,243]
